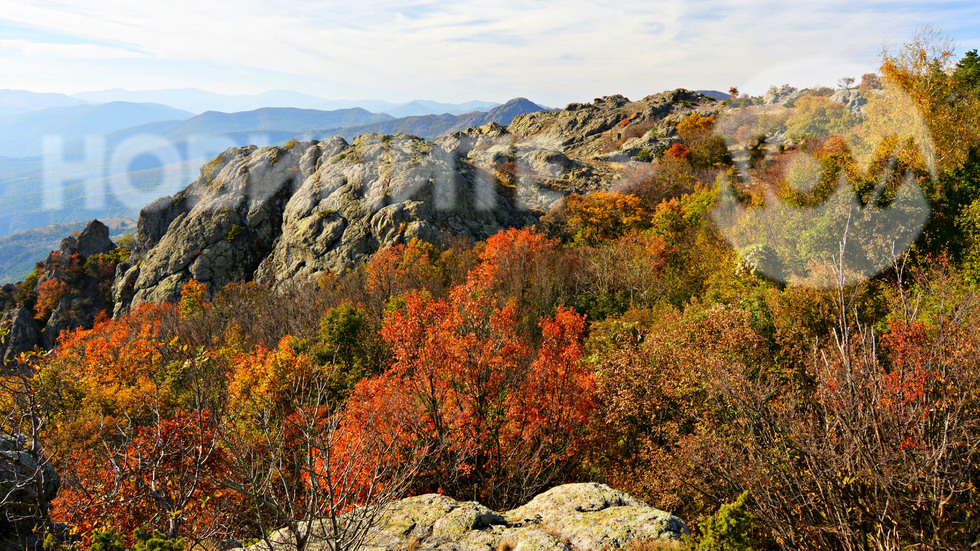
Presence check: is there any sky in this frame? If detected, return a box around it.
[1,1,979,106]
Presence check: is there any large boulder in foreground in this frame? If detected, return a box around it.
[240,483,687,551]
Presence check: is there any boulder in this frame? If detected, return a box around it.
[763,85,799,106]
[113,135,528,314]
[237,483,687,551]
[75,220,115,259]
[0,305,40,365]
[830,88,868,115]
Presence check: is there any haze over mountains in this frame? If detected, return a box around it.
[320,98,556,141]
[67,88,501,117]
[0,90,85,118]
[0,88,553,280]
[0,102,194,157]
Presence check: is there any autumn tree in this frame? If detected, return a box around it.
[698,262,980,549]
[464,227,568,339]
[585,304,767,519]
[219,337,422,551]
[784,96,855,141]
[0,361,60,550]
[543,192,651,245]
[676,113,732,169]
[55,410,239,548]
[345,287,594,509]
[879,27,980,169]
[362,239,445,322]
[860,72,883,92]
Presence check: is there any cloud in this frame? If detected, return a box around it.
[0,39,147,60]
[1,0,979,103]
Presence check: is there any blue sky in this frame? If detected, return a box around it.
[1,0,979,106]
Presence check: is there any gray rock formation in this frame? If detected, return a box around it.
[74,220,115,259]
[0,437,59,551]
[239,483,687,551]
[111,89,719,315]
[830,88,868,115]
[0,305,40,365]
[112,135,533,315]
[763,85,800,106]
[37,219,117,348]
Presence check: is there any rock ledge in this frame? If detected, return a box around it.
[243,483,687,551]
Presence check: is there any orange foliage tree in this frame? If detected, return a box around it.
[363,239,445,321]
[464,227,568,339]
[344,284,594,509]
[675,113,732,168]
[553,192,651,245]
[54,409,239,547]
[219,335,421,551]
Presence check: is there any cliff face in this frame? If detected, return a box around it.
[109,90,718,315]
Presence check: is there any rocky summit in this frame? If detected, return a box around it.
[240,483,688,551]
[111,89,718,316]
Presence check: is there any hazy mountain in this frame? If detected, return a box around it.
[89,106,391,159]
[0,102,193,157]
[72,88,349,114]
[159,107,390,137]
[386,100,500,118]
[0,106,393,237]
[72,88,500,116]
[0,90,86,119]
[696,90,730,101]
[317,98,549,141]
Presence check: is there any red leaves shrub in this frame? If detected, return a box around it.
[664,143,692,163]
[344,287,594,509]
[54,409,239,546]
[34,277,69,322]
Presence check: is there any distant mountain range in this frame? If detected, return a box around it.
[0,90,85,118]
[696,90,730,101]
[94,107,393,159]
[67,88,500,116]
[0,93,548,270]
[0,102,194,157]
[315,98,550,141]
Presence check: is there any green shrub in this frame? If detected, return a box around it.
[89,529,125,551]
[131,526,184,551]
[225,224,244,243]
[688,491,756,551]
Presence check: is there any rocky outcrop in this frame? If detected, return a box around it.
[37,220,117,348]
[112,135,534,314]
[110,89,719,315]
[240,483,687,551]
[0,437,59,551]
[829,88,869,115]
[0,305,40,365]
[762,85,800,106]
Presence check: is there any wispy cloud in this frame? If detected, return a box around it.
[1,0,979,104]
[0,39,147,59]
